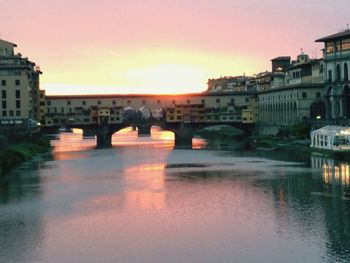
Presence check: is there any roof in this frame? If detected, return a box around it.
[271,56,291,61]
[0,39,17,47]
[311,125,350,136]
[315,29,350,42]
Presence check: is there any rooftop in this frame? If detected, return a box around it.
[311,125,350,136]
[315,29,350,42]
[0,39,17,47]
[271,56,291,61]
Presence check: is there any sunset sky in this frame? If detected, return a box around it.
[0,0,349,95]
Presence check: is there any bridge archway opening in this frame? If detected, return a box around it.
[71,128,83,134]
[149,125,175,141]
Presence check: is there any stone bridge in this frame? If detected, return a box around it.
[43,93,257,148]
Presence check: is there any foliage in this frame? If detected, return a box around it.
[277,121,311,139]
[0,138,50,175]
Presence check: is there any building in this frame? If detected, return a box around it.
[310,126,350,150]
[207,76,252,93]
[0,39,43,122]
[271,56,291,72]
[315,29,350,120]
[258,52,324,135]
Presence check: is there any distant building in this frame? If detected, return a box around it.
[315,29,350,120]
[258,52,324,135]
[0,39,43,122]
[207,76,252,93]
[271,56,291,72]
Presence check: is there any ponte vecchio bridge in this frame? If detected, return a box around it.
[43,92,257,148]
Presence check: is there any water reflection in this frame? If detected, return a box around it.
[0,162,45,263]
[311,156,350,186]
[124,163,165,210]
[2,129,350,262]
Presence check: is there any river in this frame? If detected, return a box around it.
[0,127,349,263]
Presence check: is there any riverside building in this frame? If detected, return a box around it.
[315,29,350,121]
[257,52,324,135]
[0,39,43,122]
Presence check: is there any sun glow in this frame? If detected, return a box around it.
[42,47,259,95]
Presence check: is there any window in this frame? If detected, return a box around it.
[16,110,21,116]
[2,111,6,116]
[47,100,51,106]
[127,100,131,105]
[61,107,65,114]
[302,92,307,99]
[201,99,205,104]
[9,110,14,117]
[16,100,21,108]
[97,100,101,105]
[112,100,116,105]
[336,40,341,52]
[1,90,6,99]
[67,100,71,105]
[2,100,6,108]
[216,98,220,103]
[316,92,321,98]
[245,98,249,102]
[15,90,20,99]
[15,79,20,86]
[326,42,334,54]
[336,64,341,81]
[82,100,86,106]
[342,38,350,51]
[1,80,6,86]
[328,70,332,82]
[344,63,349,81]
[187,99,190,104]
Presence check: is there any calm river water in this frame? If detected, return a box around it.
[0,127,350,263]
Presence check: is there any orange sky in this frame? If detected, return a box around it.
[0,0,349,95]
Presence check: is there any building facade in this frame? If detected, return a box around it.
[257,53,324,135]
[0,39,42,122]
[316,29,350,120]
[44,92,256,127]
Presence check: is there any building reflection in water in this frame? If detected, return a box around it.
[311,156,350,186]
[0,162,45,263]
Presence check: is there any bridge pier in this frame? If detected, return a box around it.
[137,124,151,137]
[96,124,112,148]
[174,123,193,149]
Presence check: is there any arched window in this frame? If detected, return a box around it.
[344,63,349,81]
[336,64,341,81]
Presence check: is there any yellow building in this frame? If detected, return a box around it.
[0,39,43,122]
